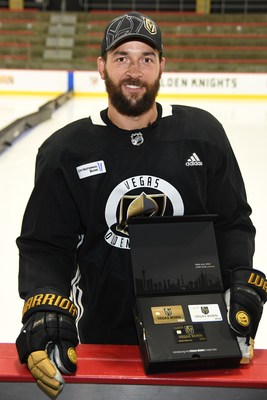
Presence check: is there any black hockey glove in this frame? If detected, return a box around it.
[224,267,267,364]
[16,288,79,399]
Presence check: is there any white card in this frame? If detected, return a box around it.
[188,304,223,322]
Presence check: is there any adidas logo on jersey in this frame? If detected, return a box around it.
[185,153,203,166]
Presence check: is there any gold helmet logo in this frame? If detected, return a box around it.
[144,18,157,35]
[236,311,250,327]
[68,347,77,364]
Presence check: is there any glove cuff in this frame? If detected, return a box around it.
[22,287,77,323]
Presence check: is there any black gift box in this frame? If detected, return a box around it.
[129,216,241,374]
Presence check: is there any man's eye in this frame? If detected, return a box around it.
[117,57,126,62]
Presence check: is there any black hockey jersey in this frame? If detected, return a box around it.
[17,103,255,344]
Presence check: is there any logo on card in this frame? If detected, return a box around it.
[201,306,209,315]
[76,160,106,179]
[164,307,173,317]
[184,325,195,335]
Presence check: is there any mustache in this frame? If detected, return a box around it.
[120,78,145,87]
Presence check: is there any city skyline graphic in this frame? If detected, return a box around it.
[134,267,223,295]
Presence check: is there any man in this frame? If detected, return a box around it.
[16,11,266,399]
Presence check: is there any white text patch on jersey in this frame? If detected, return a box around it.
[76,160,106,179]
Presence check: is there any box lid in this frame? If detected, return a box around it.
[129,215,223,296]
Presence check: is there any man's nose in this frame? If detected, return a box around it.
[126,61,143,78]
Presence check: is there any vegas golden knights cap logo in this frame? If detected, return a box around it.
[144,18,157,35]
[201,306,209,315]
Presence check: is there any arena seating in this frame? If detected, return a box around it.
[0,9,267,72]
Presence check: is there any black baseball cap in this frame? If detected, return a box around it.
[101,11,163,56]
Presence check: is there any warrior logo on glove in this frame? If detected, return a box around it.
[22,292,77,320]
[247,272,267,293]
[236,311,250,327]
[67,347,77,365]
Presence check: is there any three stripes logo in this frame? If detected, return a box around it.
[185,152,203,166]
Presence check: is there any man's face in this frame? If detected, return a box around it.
[98,41,165,117]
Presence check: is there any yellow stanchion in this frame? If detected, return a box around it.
[196,0,211,14]
[8,0,24,10]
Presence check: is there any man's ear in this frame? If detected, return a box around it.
[97,56,105,80]
[160,56,166,73]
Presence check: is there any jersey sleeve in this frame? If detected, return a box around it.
[205,126,255,289]
[17,144,83,299]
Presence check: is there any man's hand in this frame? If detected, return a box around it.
[16,289,79,399]
[224,268,267,364]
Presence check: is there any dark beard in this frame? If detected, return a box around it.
[104,70,161,117]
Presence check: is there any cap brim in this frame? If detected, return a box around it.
[104,35,162,55]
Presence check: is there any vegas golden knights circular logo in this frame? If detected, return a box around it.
[236,310,250,327]
[104,175,184,249]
